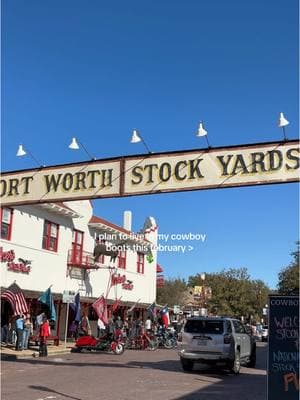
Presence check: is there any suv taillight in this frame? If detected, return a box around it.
[224,334,232,344]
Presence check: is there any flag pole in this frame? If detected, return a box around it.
[64,302,70,349]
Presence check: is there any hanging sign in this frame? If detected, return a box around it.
[1,140,299,206]
[1,160,120,206]
[124,140,299,195]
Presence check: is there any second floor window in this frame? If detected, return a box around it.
[1,208,13,240]
[117,250,126,269]
[137,253,144,274]
[72,230,84,263]
[42,220,59,252]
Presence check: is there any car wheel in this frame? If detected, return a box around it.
[247,346,256,368]
[180,358,194,372]
[228,350,241,374]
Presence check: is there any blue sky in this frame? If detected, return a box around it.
[2,0,299,289]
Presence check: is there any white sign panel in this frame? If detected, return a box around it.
[62,290,76,303]
[1,140,299,206]
[1,160,120,206]
[124,141,299,195]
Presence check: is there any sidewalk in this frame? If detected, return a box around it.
[0,341,73,360]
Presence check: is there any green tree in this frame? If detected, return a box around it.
[277,242,300,295]
[156,278,187,307]
[188,267,270,321]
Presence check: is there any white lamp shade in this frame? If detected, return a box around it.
[16,144,26,157]
[69,137,80,149]
[196,122,208,137]
[130,129,142,143]
[278,112,289,128]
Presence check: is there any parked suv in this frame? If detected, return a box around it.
[178,317,256,374]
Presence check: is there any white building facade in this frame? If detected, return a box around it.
[0,200,160,339]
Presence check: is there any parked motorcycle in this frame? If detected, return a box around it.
[72,334,125,355]
[125,331,158,350]
[156,328,177,349]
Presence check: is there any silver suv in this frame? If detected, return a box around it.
[179,317,256,374]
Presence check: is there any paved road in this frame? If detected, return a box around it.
[1,342,267,400]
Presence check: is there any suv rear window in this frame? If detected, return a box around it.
[184,319,224,334]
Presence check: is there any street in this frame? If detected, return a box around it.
[1,342,267,400]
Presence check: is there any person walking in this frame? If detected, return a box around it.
[145,317,152,333]
[22,314,33,350]
[97,318,106,338]
[39,316,50,357]
[79,312,90,336]
[15,315,24,351]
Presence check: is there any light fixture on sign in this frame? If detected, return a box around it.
[68,137,96,160]
[130,129,152,154]
[16,144,45,167]
[278,112,289,141]
[196,122,211,148]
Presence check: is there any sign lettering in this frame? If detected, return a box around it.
[1,140,299,206]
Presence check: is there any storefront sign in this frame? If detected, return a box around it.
[267,295,299,400]
[111,274,134,290]
[0,247,31,273]
[1,140,299,206]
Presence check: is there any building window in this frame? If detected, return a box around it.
[72,229,84,263]
[42,220,59,252]
[137,252,144,274]
[117,250,126,269]
[1,208,13,240]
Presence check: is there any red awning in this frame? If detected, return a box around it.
[156,264,163,273]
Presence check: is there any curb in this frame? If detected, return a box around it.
[1,348,72,361]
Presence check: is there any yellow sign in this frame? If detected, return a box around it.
[1,160,120,206]
[1,140,299,206]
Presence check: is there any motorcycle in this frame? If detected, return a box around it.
[72,332,125,355]
[156,328,177,349]
[125,329,159,351]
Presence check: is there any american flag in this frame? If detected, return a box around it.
[1,282,29,316]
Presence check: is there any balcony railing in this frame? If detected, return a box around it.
[67,249,98,269]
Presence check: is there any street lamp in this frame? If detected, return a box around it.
[130,129,152,154]
[68,137,96,160]
[196,122,211,148]
[278,112,289,141]
[16,144,45,167]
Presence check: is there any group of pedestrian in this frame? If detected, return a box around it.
[9,314,33,351]
[1,313,51,357]
[69,313,179,341]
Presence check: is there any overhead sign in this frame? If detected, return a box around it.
[267,295,299,400]
[1,160,121,206]
[124,140,299,195]
[1,140,299,206]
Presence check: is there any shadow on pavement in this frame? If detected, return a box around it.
[29,385,82,400]
[170,373,267,400]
